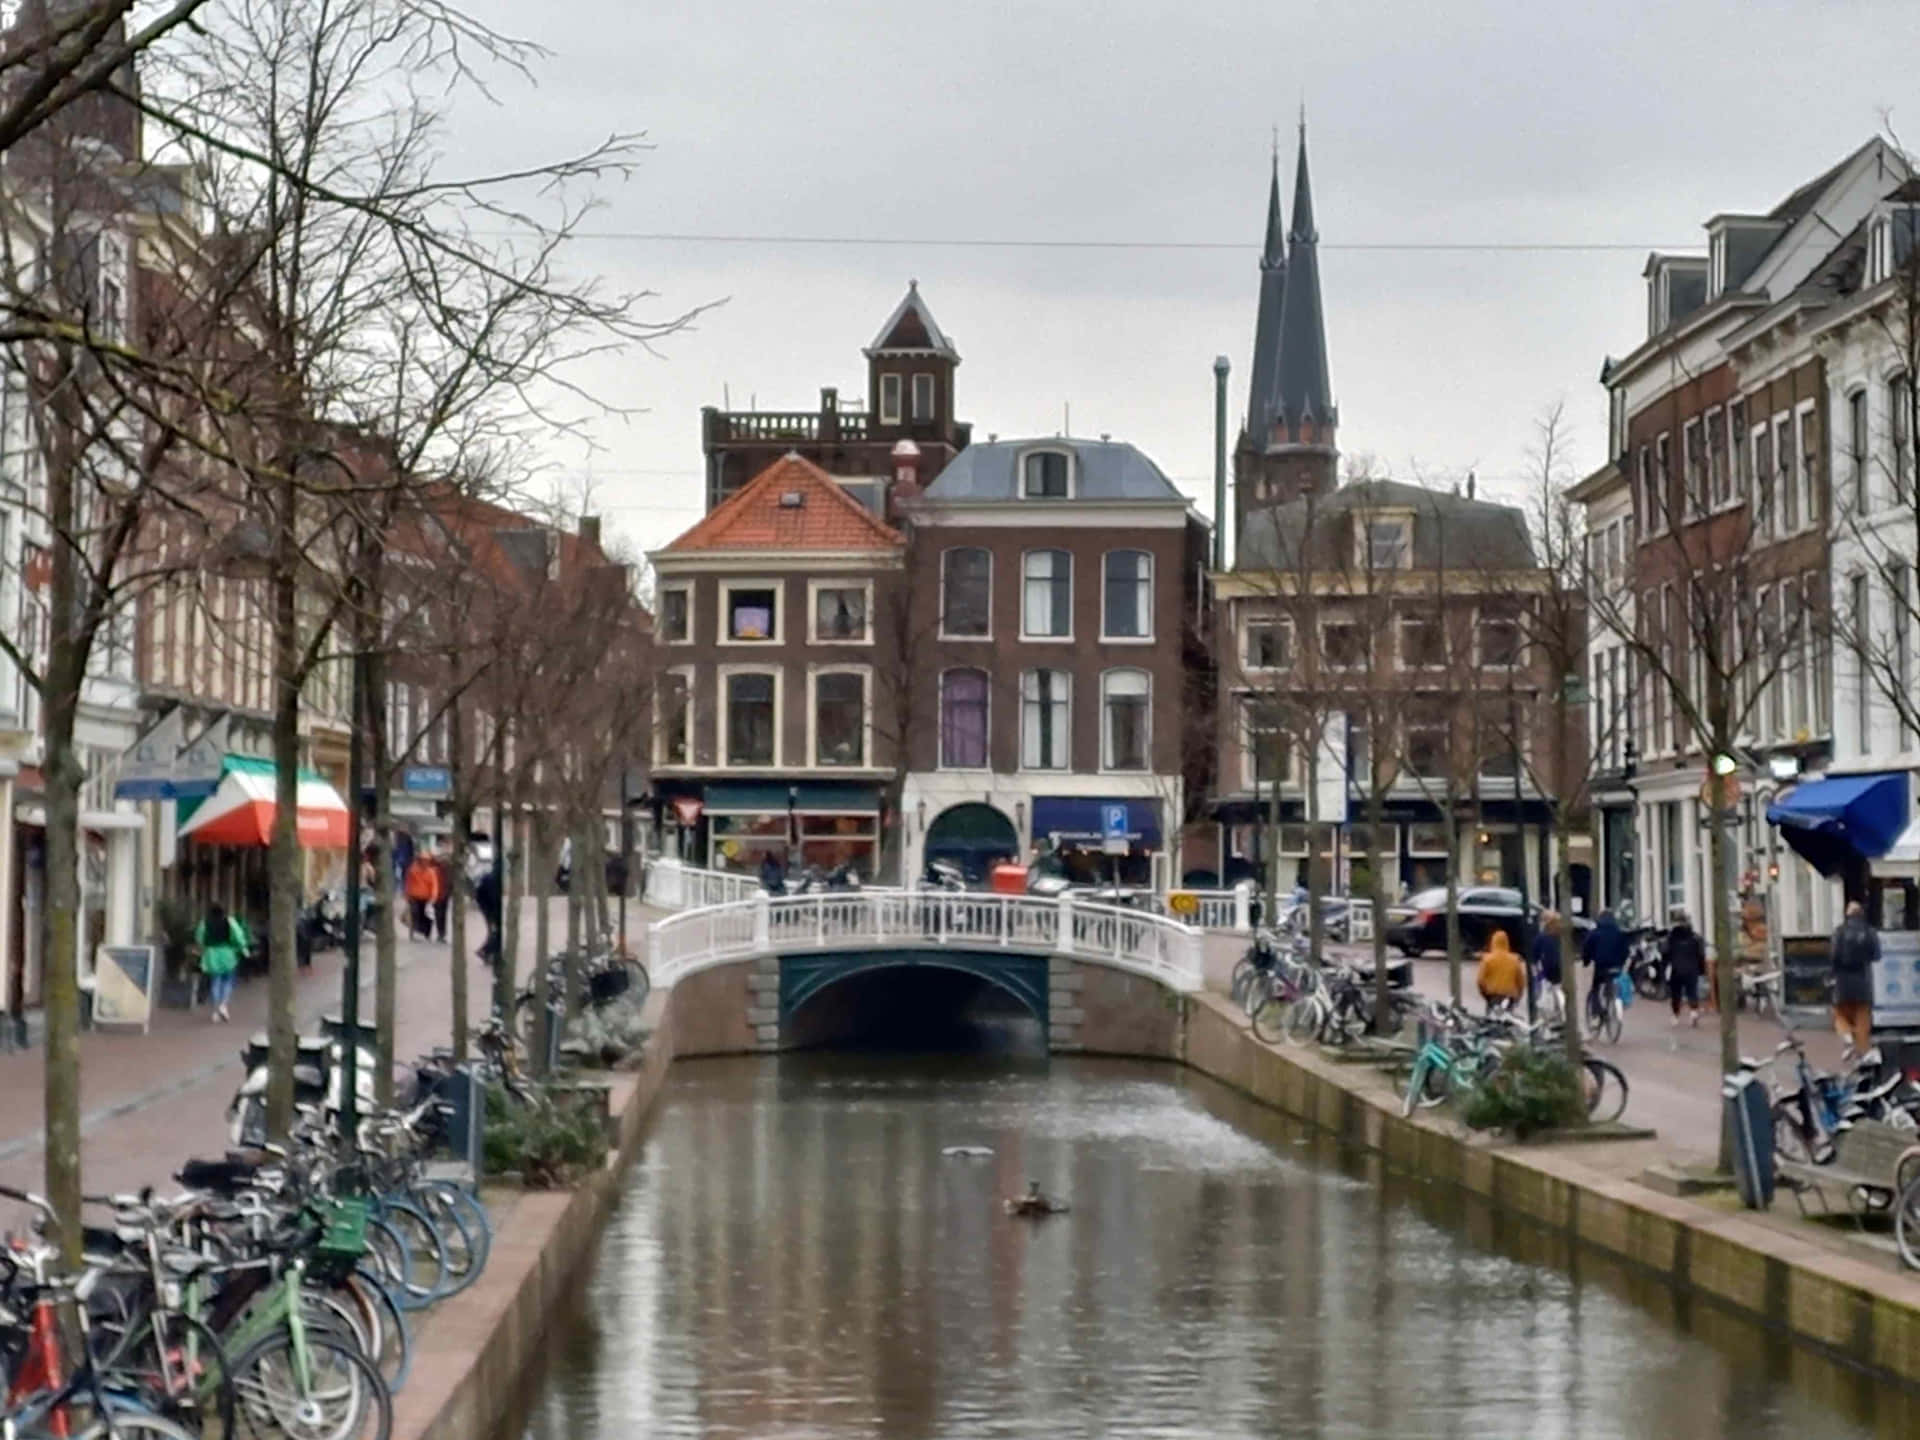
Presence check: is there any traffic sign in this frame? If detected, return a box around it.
[1167,891,1199,917]
[1698,774,1742,814]
[1101,803,1130,855]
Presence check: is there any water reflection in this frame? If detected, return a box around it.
[517,1054,1906,1440]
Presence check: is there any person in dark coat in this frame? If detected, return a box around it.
[759,850,786,896]
[1662,907,1707,1028]
[473,861,502,965]
[1531,909,1563,997]
[1829,901,1881,1053]
[1581,908,1629,1030]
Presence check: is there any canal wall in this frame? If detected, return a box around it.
[391,982,693,1440]
[1177,991,1920,1388]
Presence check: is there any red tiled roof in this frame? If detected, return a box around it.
[660,452,902,554]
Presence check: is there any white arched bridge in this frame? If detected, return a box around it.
[645,880,1206,1048]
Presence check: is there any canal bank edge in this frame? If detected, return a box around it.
[1180,992,1920,1387]
[389,987,682,1440]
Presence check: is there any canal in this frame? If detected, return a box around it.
[515,1052,1903,1439]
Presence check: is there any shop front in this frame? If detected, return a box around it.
[1030,796,1162,887]
[1765,770,1909,901]
[172,756,351,941]
[698,781,883,882]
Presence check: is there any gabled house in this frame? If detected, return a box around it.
[646,452,906,881]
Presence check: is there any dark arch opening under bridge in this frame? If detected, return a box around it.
[780,950,1050,1053]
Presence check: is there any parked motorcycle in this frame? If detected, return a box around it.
[226,1019,380,1146]
[923,858,969,893]
[791,862,864,895]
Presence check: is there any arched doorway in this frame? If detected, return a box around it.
[924,802,1018,883]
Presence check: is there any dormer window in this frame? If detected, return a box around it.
[1023,450,1070,499]
[879,373,903,425]
[1869,208,1920,286]
[911,372,934,422]
[1359,516,1410,570]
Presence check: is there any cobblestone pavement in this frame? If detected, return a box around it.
[0,899,646,1199]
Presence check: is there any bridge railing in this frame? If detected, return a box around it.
[649,890,1205,994]
[643,856,759,912]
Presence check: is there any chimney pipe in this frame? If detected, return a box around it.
[1212,355,1230,570]
[578,514,602,550]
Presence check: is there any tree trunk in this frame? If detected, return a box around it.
[1443,791,1462,1004]
[1368,779,1391,1032]
[267,546,301,1142]
[530,810,554,1075]
[39,633,84,1262]
[494,734,520,1020]
[1710,765,1739,1171]
[365,554,395,1105]
[563,812,583,1020]
[448,699,468,1063]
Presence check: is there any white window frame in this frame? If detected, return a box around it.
[808,665,872,769]
[1775,412,1799,534]
[1850,571,1871,757]
[1651,434,1671,535]
[717,578,782,646]
[718,664,782,768]
[1359,515,1411,570]
[1682,417,1704,519]
[1100,548,1154,642]
[1100,667,1152,773]
[654,664,695,767]
[806,577,873,645]
[911,371,934,422]
[1795,399,1819,534]
[1398,613,1445,671]
[1321,618,1365,672]
[938,547,993,641]
[938,666,992,771]
[1019,667,1072,772]
[1021,446,1075,500]
[1474,602,1523,670]
[658,582,693,645]
[1020,547,1074,641]
[1243,616,1293,672]
[1239,696,1292,791]
[1846,387,1870,519]
[879,373,903,425]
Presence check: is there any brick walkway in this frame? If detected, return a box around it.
[0,899,649,1200]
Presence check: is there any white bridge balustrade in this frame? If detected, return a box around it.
[1146,885,1374,940]
[648,890,1206,997]
[643,856,759,911]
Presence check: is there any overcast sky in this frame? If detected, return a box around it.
[445,0,1920,558]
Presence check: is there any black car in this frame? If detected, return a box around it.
[1385,885,1591,957]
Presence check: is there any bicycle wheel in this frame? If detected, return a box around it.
[623,957,651,1012]
[1582,1057,1629,1124]
[1896,1175,1920,1272]
[1772,1099,1814,1165]
[1414,1062,1453,1109]
[376,1200,450,1306]
[358,1218,417,1309]
[98,1308,237,1440]
[74,1413,203,1440]
[1250,990,1292,1045]
[405,1185,485,1299]
[1602,999,1623,1045]
[1284,995,1326,1046]
[337,1272,410,1396]
[1229,959,1253,1009]
[413,1180,491,1269]
[230,1331,392,1440]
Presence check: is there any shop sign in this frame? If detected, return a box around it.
[401,765,452,798]
[672,796,704,827]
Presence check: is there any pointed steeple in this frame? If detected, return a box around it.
[1273,115,1334,444]
[1245,139,1288,442]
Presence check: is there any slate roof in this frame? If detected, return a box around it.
[922,437,1186,504]
[658,452,902,555]
[1236,479,1536,573]
[1245,152,1287,437]
[865,280,958,358]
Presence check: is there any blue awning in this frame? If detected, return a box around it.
[1031,796,1162,849]
[1766,771,1910,878]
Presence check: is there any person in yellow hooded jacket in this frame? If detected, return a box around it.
[1476,929,1527,1014]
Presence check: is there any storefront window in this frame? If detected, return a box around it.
[797,813,878,879]
[710,812,787,873]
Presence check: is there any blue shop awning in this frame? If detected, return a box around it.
[701,782,790,815]
[1766,771,1910,878]
[1031,796,1162,849]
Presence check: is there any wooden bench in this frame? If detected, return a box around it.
[1774,1118,1920,1224]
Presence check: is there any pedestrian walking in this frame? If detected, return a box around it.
[759,849,786,896]
[1475,929,1527,1014]
[196,901,249,1023]
[404,849,442,940]
[1531,909,1563,990]
[429,841,453,943]
[1829,900,1881,1053]
[471,834,502,965]
[1662,907,1706,1028]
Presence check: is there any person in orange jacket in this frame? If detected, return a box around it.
[1476,929,1527,1015]
[403,848,442,941]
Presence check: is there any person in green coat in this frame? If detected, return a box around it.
[196,901,249,1023]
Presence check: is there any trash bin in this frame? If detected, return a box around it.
[989,863,1029,896]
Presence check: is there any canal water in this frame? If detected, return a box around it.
[516,1053,1906,1440]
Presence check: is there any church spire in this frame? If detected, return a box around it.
[1273,115,1334,444]
[1245,139,1288,442]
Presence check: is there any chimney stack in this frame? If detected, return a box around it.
[578,514,602,550]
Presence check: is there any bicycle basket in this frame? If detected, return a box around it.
[310,1196,370,1281]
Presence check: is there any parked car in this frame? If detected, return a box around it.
[1385,885,1592,957]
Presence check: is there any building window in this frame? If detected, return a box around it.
[724,583,778,642]
[879,373,902,425]
[1852,572,1871,755]
[1102,550,1152,639]
[659,670,691,765]
[1022,549,1072,638]
[1753,424,1774,536]
[1637,445,1659,536]
[725,672,776,766]
[1892,373,1913,504]
[940,548,991,638]
[911,372,934,422]
[1478,600,1522,667]
[1020,669,1071,770]
[1322,620,1364,671]
[1024,450,1070,498]
[1399,615,1445,670]
[1682,418,1705,517]
[1405,707,1448,779]
[1776,416,1798,532]
[1784,579,1807,734]
[811,583,869,643]
[1849,389,1869,517]
[1707,407,1729,508]
[1890,562,1912,747]
[1102,669,1150,771]
[1245,618,1292,670]
[659,585,690,644]
[1653,434,1671,534]
[1364,517,1410,569]
[813,671,866,767]
[1730,398,1748,496]
[940,668,989,768]
[1798,406,1820,530]
[1242,698,1289,788]
[1347,711,1372,787]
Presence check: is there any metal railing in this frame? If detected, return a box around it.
[642,857,759,912]
[648,890,1205,995]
